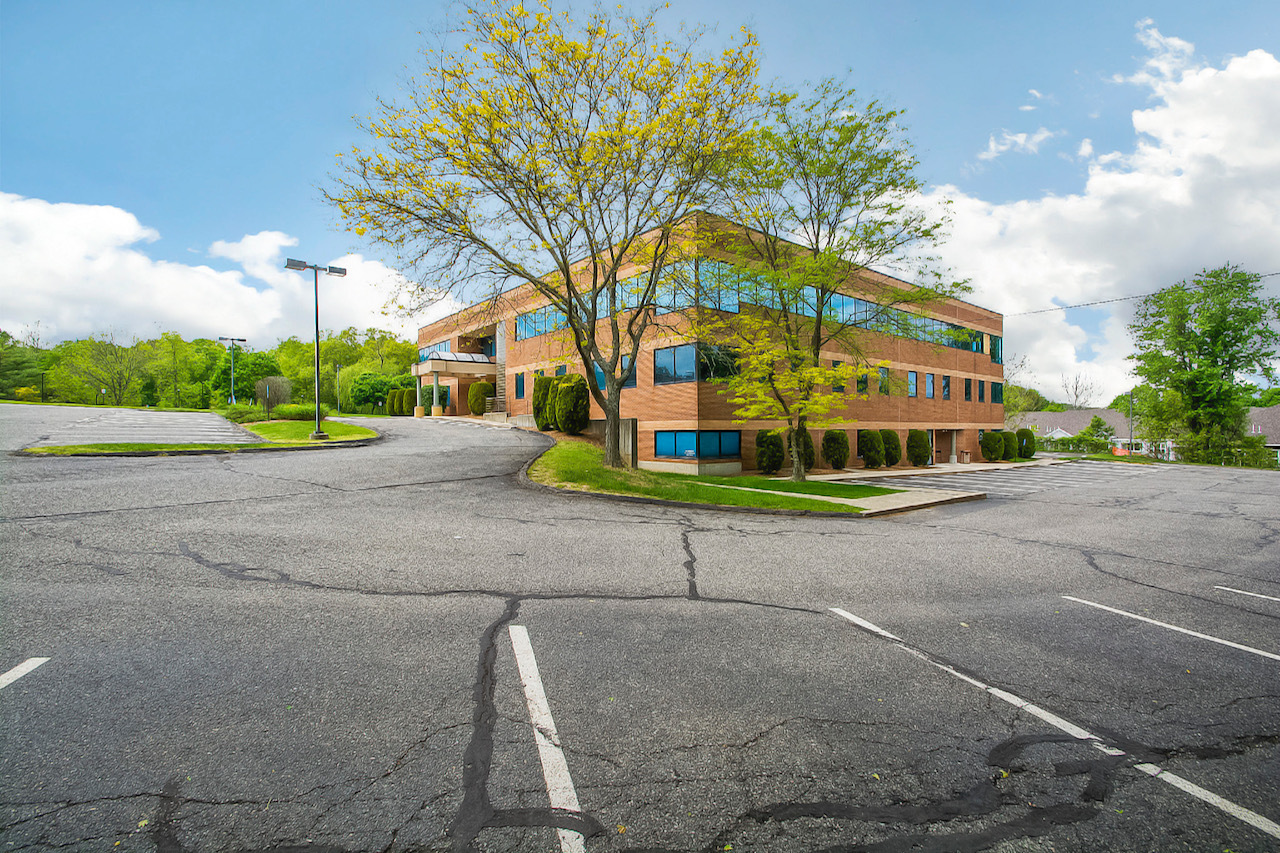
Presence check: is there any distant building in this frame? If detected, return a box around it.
[1247,406,1280,464]
[1017,408,1173,457]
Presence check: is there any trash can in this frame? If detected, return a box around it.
[961,450,971,463]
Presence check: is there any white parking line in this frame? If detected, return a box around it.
[508,625,586,853]
[828,608,1280,841]
[1214,585,1280,604]
[1061,596,1280,662]
[0,657,49,689]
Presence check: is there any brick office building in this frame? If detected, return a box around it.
[412,222,1005,473]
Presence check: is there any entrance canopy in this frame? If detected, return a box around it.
[411,351,497,379]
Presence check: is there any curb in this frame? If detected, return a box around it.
[515,441,979,519]
[13,426,385,458]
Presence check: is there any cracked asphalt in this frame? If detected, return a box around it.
[2,405,1278,852]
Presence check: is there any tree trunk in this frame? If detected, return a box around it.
[601,382,623,468]
[790,414,807,482]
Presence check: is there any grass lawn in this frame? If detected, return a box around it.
[528,439,899,513]
[20,420,378,455]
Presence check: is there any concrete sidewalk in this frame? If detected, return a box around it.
[811,456,1071,481]
[25,408,260,448]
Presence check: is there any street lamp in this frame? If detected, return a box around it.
[285,258,347,439]
[217,337,247,403]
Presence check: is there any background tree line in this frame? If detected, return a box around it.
[0,326,420,413]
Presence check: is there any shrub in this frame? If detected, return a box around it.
[397,388,411,415]
[754,430,784,474]
[880,429,902,467]
[821,429,849,469]
[421,385,448,412]
[273,403,332,421]
[221,403,264,423]
[906,429,932,466]
[554,374,590,435]
[386,388,401,415]
[545,379,564,430]
[980,431,1004,461]
[1001,430,1017,460]
[467,381,495,416]
[858,429,885,469]
[786,425,816,471]
[255,376,292,420]
[1016,428,1036,459]
[532,375,557,430]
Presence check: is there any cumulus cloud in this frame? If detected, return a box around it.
[976,126,1059,161]
[0,193,461,346]
[930,26,1280,401]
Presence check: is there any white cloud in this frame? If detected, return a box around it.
[930,27,1280,402]
[0,193,461,347]
[1018,105,1036,112]
[1028,88,1044,100]
[976,126,1059,161]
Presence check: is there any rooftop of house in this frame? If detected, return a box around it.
[1248,405,1280,444]
[1016,408,1132,437]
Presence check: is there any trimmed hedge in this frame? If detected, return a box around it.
[880,429,902,467]
[467,381,495,416]
[755,430,784,474]
[858,429,885,469]
[532,375,557,430]
[906,429,931,466]
[545,379,563,430]
[1017,428,1036,459]
[221,403,264,423]
[786,425,816,471]
[1001,430,1017,460]
[421,384,448,411]
[980,431,1004,462]
[554,374,590,435]
[273,403,332,421]
[821,429,850,469]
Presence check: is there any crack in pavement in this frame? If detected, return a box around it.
[1081,550,1280,621]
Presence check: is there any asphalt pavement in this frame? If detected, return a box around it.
[2,403,1277,853]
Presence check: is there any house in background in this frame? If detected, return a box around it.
[1247,406,1280,464]
[413,215,1006,473]
[1016,408,1174,457]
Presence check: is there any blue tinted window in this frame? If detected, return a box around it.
[655,431,676,457]
[555,365,567,376]
[622,355,636,388]
[698,432,720,458]
[515,373,525,399]
[979,380,986,402]
[675,431,697,457]
[908,371,917,397]
[594,363,606,390]
[719,431,740,457]
[879,367,890,395]
[654,348,674,384]
[673,345,695,382]
[654,344,696,384]
[833,361,844,393]
[965,378,972,401]
[857,373,868,394]
[942,375,951,400]
[926,374,934,399]
[992,382,1004,404]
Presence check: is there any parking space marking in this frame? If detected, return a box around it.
[1214,585,1280,604]
[1062,596,1280,662]
[828,608,1280,841]
[508,625,586,853]
[0,657,49,689]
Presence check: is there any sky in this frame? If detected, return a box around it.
[3,0,1279,403]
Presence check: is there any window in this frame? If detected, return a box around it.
[832,361,844,393]
[515,373,525,399]
[654,344,697,384]
[925,373,935,399]
[555,365,567,377]
[908,371,918,397]
[514,306,568,340]
[979,429,985,442]
[992,382,1004,404]
[879,367,890,396]
[419,340,451,360]
[594,357,637,390]
[857,373,868,394]
[965,378,972,402]
[654,430,741,459]
[696,344,738,380]
[978,380,985,403]
[990,335,1003,365]
[942,375,951,400]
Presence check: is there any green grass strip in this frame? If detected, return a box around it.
[528,440,899,513]
[240,421,377,441]
[22,420,378,455]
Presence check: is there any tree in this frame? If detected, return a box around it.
[53,333,152,405]
[349,371,393,408]
[0,330,41,398]
[1060,372,1098,410]
[1108,384,1185,457]
[999,355,1041,428]
[694,81,965,480]
[212,348,280,406]
[255,376,292,420]
[328,1,759,467]
[1130,265,1280,459]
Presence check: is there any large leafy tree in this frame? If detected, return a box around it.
[52,333,153,406]
[1129,264,1280,455]
[697,82,966,480]
[328,0,759,467]
[0,330,41,398]
[1108,384,1185,457]
[212,347,281,406]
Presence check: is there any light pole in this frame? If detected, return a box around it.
[217,337,246,404]
[335,363,342,414]
[285,258,347,439]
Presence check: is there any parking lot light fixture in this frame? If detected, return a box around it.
[284,259,347,439]
[217,337,247,404]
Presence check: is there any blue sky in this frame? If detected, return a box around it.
[3,1,1279,401]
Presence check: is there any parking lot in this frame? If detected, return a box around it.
[2,405,1277,852]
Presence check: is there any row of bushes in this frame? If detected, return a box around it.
[386,388,419,416]
[221,402,332,423]
[532,374,590,435]
[980,428,1036,461]
[753,426,1037,472]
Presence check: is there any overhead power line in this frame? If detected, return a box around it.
[1007,271,1280,317]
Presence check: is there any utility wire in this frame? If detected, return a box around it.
[1007,271,1280,317]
